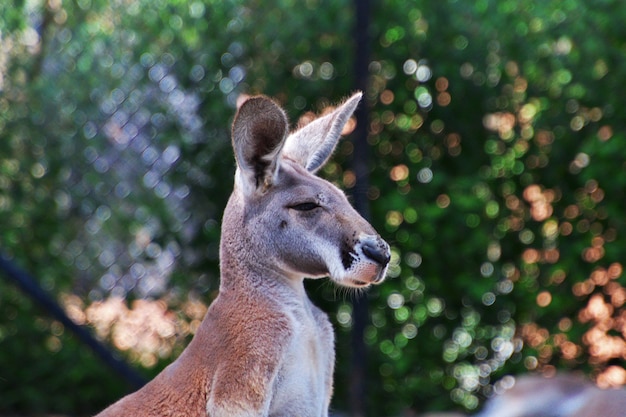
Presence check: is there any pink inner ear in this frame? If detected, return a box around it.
[282,93,362,174]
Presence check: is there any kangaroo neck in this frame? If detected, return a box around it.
[218,255,308,300]
[218,189,305,296]
[219,232,306,299]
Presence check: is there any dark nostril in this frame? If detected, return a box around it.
[362,240,391,266]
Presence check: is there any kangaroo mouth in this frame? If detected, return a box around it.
[337,262,388,288]
[347,279,370,287]
[336,238,390,288]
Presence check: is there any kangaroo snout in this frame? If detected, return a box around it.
[361,237,391,268]
[338,234,391,287]
[360,235,390,285]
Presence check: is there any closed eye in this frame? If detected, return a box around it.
[290,202,320,211]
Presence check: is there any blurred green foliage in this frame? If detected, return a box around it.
[1,0,625,415]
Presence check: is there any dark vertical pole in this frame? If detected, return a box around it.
[350,0,371,416]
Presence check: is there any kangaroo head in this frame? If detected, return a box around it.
[224,92,390,288]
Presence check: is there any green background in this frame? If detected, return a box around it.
[1,0,625,415]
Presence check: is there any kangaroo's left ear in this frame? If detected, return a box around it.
[231,96,288,196]
[282,92,362,173]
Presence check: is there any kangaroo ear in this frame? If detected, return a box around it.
[232,96,288,195]
[282,92,362,173]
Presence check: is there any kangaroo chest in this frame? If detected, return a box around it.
[269,300,334,417]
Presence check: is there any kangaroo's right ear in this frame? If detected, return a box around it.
[232,96,289,196]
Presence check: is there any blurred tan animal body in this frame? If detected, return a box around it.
[476,373,626,417]
[95,92,390,417]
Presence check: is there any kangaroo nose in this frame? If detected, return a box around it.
[361,238,391,266]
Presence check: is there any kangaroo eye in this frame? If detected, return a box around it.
[290,202,320,211]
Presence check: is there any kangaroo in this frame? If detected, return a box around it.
[95,92,390,417]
